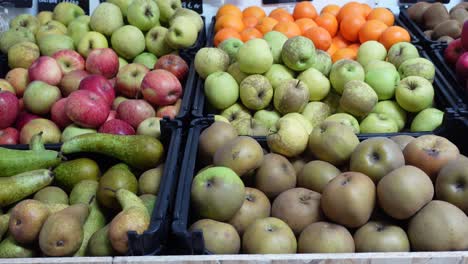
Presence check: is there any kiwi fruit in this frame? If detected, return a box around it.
[423,3,450,30]
[450,2,468,14]
[407,2,432,25]
[424,30,434,39]
[438,36,455,43]
[450,8,468,26]
[432,20,462,40]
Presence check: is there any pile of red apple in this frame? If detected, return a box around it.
[0,48,188,145]
[444,20,468,92]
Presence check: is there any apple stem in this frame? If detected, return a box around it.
[296,80,301,88]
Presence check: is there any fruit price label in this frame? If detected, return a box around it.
[182,0,203,14]
[38,0,89,14]
[0,0,32,8]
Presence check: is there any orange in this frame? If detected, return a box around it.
[269,8,294,23]
[214,28,242,47]
[303,26,332,51]
[332,48,357,62]
[332,33,350,48]
[361,3,372,18]
[348,43,360,53]
[216,4,242,19]
[243,16,259,28]
[295,18,317,34]
[340,15,366,42]
[367,7,395,27]
[379,26,411,49]
[321,4,340,16]
[327,43,338,56]
[293,1,318,20]
[240,28,263,42]
[215,14,244,33]
[243,6,266,20]
[337,2,365,22]
[358,19,388,43]
[315,13,338,37]
[273,21,301,38]
[256,17,278,34]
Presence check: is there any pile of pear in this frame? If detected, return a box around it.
[0,132,165,257]
[189,120,468,254]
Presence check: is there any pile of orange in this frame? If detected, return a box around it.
[214,2,411,63]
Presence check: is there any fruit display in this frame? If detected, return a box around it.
[443,21,468,95]
[0,0,203,145]
[0,131,169,257]
[174,119,468,254]
[405,2,468,43]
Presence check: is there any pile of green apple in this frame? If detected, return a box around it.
[0,0,203,68]
[194,32,444,135]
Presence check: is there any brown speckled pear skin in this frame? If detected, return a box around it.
[9,199,50,244]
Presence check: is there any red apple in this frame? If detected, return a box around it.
[98,119,135,135]
[456,52,468,80]
[462,21,468,51]
[141,69,182,106]
[79,75,115,106]
[116,63,149,98]
[156,99,181,119]
[109,77,116,88]
[445,39,465,65]
[0,89,19,129]
[106,110,117,122]
[117,99,155,128]
[60,70,90,97]
[15,111,40,131]
[52,49,85,74]
[85,48,119,79]
[5,68,28,97]
[154,54,189,81]
[18,98,24,112]
[66,90,110,128]
[20,118,61,144]
[28,56,63,86]
[51,98,72,129]
[0,127,19,144]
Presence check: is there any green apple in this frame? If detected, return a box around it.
[166,21,198,49]
[221,103,252,122]
[36,21,67,40]
[215,115,230,123]
[191,166,245,221]
[240,75,273,110]
[90,2,124,36]
[219,38,243,63]
[365,67,400,100]
[340,80,378,117]
[231,118,269,136]
[195,48,230,79]
[411,108,444,132]
[119,57,128,69]
[61,124,96,142]
[111,25,146,60]
[8,42,40,69]
[205,72,239,110]
[156,0,182,24]
[264,64,295,90]
[10,14,40,34]
[311,50,332,76]
[37,11,53,25]
[38,34,74,56]
[23,81,61,115]
[0,27,35,54]
[254,109,280,129]
[169,8,203,32]
[67,15,90,47]
[281,113,313,134]
[322,91,341,114]
[237,38,273,74]
[387,42,419,69]
[297,67,330,101]
[357,40,387,66]
[52,2,85,26]
[281,36,316,71]
[133,52,157,69]
[137,117,162,138]
[145,26,174,57]
[329,59,365,94]
[302,101,331,127]
[395,76,434,112]
[268,118,309,157]
[227,62,249,84]
[107,0,134,17]
[398,58,435,83]
[127,0,160,31]
[325,113,360,134]
[77,31,109,57]
[274,79,310,115]
[372,100,407,131]
[364,60,396,73]
[263,31,288,64]
[360,113,399,133]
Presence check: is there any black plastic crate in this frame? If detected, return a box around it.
[0,118,184,256]
[170,115,468,255]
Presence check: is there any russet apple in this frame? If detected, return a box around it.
[66,90,111,128]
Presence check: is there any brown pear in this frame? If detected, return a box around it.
[198,121,238,164]
[255,153,296,198]
[298,222,355,253]
[9,199,49,244]
[423,3,450,29]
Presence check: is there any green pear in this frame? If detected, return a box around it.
[74,198,106,257]
[139,164,164,195]
[38,34,74,56]
[0,213,9,240]
[0,27,35,54]
[53,2,85,26]
[140,194,157,213]
[90,2,124,37]
[97,163,138,209]
[237,38,273,74]
[0,236,36,258]
[54,158,101,192]
[88,225,116,256]
[33,186,69,204]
